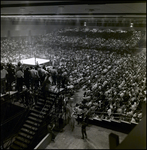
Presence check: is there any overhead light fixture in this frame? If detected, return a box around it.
[130,23,133,28]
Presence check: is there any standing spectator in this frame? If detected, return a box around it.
[42,72,51,99]
[83,107,91,125]
[1,64,8,94]
[24,67,30,89]
[70,113,76,131]
[24,89,32,107]
[38,66,48,86]
[15,67,24,92]
[57,67,62,89]
[30,66,39,91]
[81,121,87,139]
[16,61,22,71]
[63,96,68,121]
[58,94,64,113]
[34,66,40,90]
[47,124,55,142]
[74,103,83,125]
[61,72,68,88]
[58,113,64,132]
[6,63,15,91]
[51,66,57,86]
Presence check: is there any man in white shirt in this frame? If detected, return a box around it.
[38,66,48,85]
[1,65,8,94]
[30,67,39,90]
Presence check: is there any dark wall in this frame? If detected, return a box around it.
[1,19,78,38]
[1,101,28,142]
[116,115,146,149]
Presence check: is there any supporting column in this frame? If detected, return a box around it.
[142,101,146,117]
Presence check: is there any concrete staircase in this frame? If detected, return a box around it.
[10,91,58,149]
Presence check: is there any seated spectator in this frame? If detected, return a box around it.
[107,107,112,118]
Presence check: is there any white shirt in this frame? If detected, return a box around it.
[1,69,8,79]
[75,107,83,115]
[107,109,112,116]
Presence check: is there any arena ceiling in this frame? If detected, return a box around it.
[1,1,146,16]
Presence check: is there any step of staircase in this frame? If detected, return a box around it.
[37,99,44,106]
[10,143,22,149]
[49,93,58,97]
[44,104,52,108]
[23,123,38,131]
[30,112,44,119]
[38,98,45,103]
[28,116,42,123]
[39,96,55,102]
[33,107,50,114]
[40,107,49,111]
[13,140,28,149]
[25,119,41,127]
[20,128,36,135]
[46,100,54,105]
[16,136,31,145]
[18,132,33,140]
[34,105,44,111]
[31,109,46,116]
[39,98,54,105]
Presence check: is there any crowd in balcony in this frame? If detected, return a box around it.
[1,27,146,124]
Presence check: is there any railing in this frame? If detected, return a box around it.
[91,111,140,124]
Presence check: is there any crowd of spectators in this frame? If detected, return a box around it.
[1,27,146,124]
[73,49,146,124]
[1,28,144,64]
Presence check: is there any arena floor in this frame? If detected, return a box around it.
[45,122,127,149]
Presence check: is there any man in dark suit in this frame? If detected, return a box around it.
[81,121,87,139]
